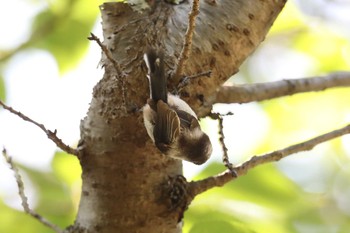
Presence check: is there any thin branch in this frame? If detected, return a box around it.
[217,115,237,176]
[177,70,212,91]
[88,33,127,112]
[209,113,237,176]
[88,33,124,78]
[188,123,350,197]
[2,148,63,233]
[0,101,78,156]
[210,71,350,104]
[186,70,212,79]
[173,0,200,80]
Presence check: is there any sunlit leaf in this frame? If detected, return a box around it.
[52,151,81,186]
[0,74,5,101]
[189,220,255,233]
[0,200,53,233]
[269,1,305,34]
[195,163,305,211]
[293,31,349,72]
[184,207,256,233]
[32,1,99,73]
[261,88,350,151]
[18,163,75,227]
[186,162,312,233]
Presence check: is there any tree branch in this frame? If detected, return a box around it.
[88,33,127,113]
[173,0,200,80]
[0,101,78,156]
[87,32,124,78]
[188,123,350,197]
[209,71,350,104]
[209,112,237,176]
[2,148,63,233]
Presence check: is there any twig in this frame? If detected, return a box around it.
[186,70,212,79]
[217,115,237,176]
[88,33,127,113]
[173,0,200,80]
[88,33,123,78]
[177,70,212,90]
[188,123,350,197]
[209,113,237,176]
[0,101,78,156]
[210,71,350,104]
[2,148,63,233]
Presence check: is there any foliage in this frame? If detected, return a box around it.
[31,0,98,73]
[184,2,350,232]
[0,75,5,101]
[0,0,100,73]
[0,152,81,233]
[184,160,350,233]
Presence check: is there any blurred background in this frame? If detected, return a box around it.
[0,0,350,232]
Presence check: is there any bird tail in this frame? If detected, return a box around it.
[144,49,168,103]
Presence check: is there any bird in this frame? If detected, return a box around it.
[142,49,212,165]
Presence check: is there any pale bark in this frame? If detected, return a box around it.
[210,71,350,104]
[73,1,287,232]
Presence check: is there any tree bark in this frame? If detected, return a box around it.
[73,0,287,232]
[210,71,350,104]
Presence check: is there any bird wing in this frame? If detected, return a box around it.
[154,100,180,152]
[175,109,200,130]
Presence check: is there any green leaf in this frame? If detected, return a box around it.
[269,1,305,34]
[189,220,255,233]
[199,163,304,211]
[184,206,256,233]
[293,31,349,72]
[0,74,5,101]
[52,151,81,186]
[186,162,309,233]
[18,163,76,227]
[0,200,54,233]
[32,1,99,73]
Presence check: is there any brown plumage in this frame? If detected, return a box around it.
[143,49,212,165]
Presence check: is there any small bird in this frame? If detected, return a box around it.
[143,49,212,165]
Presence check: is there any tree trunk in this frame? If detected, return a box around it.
[73,0,286,232]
